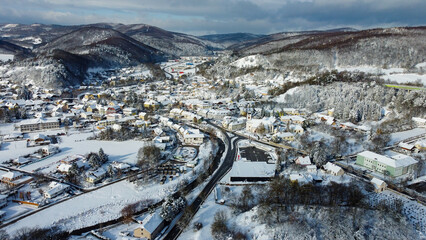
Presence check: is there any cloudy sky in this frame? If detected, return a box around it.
[0,0,425,35]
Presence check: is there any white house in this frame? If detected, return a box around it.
[86,168,107,183]
[295,156,311,166]
[323,162,344,176]
[44,182,70,199]
[371,177,387,193]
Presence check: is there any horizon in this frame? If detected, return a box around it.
[0,0,425,35]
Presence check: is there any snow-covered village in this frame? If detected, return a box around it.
[0,2,425,240]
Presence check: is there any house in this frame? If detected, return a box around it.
[283,108,300,115]
[207,109,232,120]
[280,115,305,125]
[123,107,138,116]
[415,140,426,152]
[2,133,23,142]
[80,112,93,119]
[398,142,415,152]
[13,156,31,166]
[306,165,317,173]
[412,117,426,128]
[291,125,304,134]
[295,156,311,166]
[280,132,295,141]
[133,211,165,240]
[290,173,308,184]
[44,182,70,199]
[86,168,107,183]
[356,151,418,177]
[111,162,131,173]
[371,178,387,193]
[323,162,344,176]
[27,133,50,147]
[222,117,246,131]
[57,160,86,173]
[144,99,160,110]
[1,171,33,187]
[183,133,204,145]
[41,145,59,156]
[106,105,121,115]
[139,112,148,120]
[0,194,8,208]
[246,117,276,134]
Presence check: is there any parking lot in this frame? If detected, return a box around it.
[239,146,272,162]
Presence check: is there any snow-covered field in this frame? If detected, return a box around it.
[5,179,175,235]
[336,66,426,85]
[0,53,14,62]
[0,131,145,173]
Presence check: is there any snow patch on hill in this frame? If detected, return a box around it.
[231,55,270,69]
[0,54,14,62]
[274,87,301,103]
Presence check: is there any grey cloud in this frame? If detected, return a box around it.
[0,0,424,34]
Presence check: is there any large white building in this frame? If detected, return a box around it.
[18,117,60,132]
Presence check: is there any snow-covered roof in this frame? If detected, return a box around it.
[296,156,311,165]
[229,161,275,178]
[412,117,426,124]
[324,162,343,174]
[140,211,164,234]
[371,177,386,188]
[398,142,415,150]
[18,117,58,126]
[2,171,22,179]
[358,151,417,168]
[290,174,307,183]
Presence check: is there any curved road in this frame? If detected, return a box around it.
[164,122,241,240]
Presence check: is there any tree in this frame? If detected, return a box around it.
[211,210,230,240]
[99,148,108,164]
[88,152,101,168]
[0,229,9,240]
[107,165,115,178]
[121,203,137,224]
[310,142,327,168]
[160,195,187,222]
[256,123,266,135]
[239,185,254,212]
[137,144,161,169]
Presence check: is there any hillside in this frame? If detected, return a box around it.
[110,24,222,56]
[239,27,426,70]
[202,26,426,83]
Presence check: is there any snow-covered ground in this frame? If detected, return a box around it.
[274,86,300,103]
[178,186,230,240]
[336,66,426,85]
[0,53,14,62]
[368,190,426,233]
[5,180,174,235]
[3,131,217,235]
[231,55,270,69]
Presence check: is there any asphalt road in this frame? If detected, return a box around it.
[163,121,240,240]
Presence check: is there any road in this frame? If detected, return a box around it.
[163,121,241,240]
